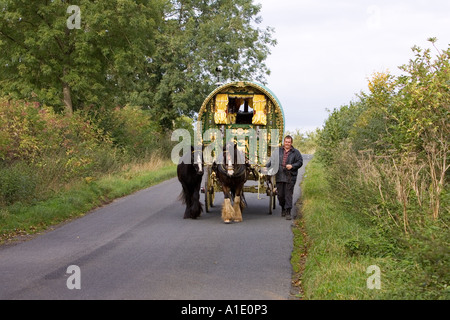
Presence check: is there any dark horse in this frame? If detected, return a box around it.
[212,141,248,224]
[177,146,204,219]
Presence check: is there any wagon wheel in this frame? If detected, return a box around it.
[205,168,215,213]
[205,175,211,213]
[271,175,276,210]
[268,175,276,214]
[269,191,274,215]
[209,183,215,208]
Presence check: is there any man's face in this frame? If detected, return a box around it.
[284,138,292,149]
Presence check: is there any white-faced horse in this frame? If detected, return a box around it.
[212,142,248,223]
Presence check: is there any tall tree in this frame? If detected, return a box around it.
[0,0,163,114]
[136,0,276,129]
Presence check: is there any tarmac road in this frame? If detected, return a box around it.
[0,155,312,300]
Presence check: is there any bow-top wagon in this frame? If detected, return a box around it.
[197,81,285,216]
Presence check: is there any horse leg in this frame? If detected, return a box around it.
[232,195,243,222]
[183,187,193,219]
[190,178,203,219]
[240,191,247,211]
[232,183,245,222]
[221,186,235,224]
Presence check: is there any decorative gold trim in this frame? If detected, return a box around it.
[198,81,284,137]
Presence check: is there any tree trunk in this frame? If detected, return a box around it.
[63,83,73,115]
[62,67,73,115]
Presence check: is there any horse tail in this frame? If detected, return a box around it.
[192,197,204,216]
[178,188,188,204]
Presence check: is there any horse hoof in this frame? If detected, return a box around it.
[224,219,232,224]
[233,219,242,223]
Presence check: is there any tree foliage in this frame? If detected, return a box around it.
[315,40,449,298]
[0,0,163,114]
[0,0,276,129]
[317,40,449,228]
[135,0,276,129]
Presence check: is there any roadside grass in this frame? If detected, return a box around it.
[0,158,176,244]
[292,158,390,299]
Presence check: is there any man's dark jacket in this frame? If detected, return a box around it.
[267,147,303,183]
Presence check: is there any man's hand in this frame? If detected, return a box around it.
[286,164,292,170]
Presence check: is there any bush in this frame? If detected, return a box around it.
[317,42,449,231]
[0,162,37,205]
[286,128,320,154]
[315,102,365,165]
[0,98,178,207]
[94,105,173,158]
[0,98,115,169]
[0,98,123,203]
[314,40,449,298]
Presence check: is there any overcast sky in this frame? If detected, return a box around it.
[255,0,450,133]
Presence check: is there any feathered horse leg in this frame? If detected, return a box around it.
[214,142,248,224]
[232,195,243,222]
[222,198,235,224]
[221,186,234,223]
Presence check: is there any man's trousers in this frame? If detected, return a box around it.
[276,180,296,210]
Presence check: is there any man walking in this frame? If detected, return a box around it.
[271,135,303,220]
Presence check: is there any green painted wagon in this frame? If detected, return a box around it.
[197,81,285,214]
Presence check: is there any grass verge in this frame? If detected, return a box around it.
[0,159,177,244]
[291,158,390,299]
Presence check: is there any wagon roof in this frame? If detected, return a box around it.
[198,81,285,133]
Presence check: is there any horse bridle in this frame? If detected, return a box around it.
[216,147,248,177]
[191,149,203,175]
[216,162,247,177]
